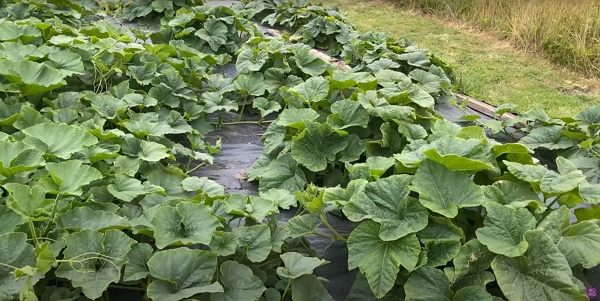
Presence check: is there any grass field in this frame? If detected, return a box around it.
[393,0,600,78]
[326,0,600,116]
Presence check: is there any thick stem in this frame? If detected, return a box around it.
[186,161,207,175]
[43,194,61,236]
[311,232,336,240]
[538,197,559,224]
[280,278,292,301]
[237,95,248,122]
[320,213,347,242]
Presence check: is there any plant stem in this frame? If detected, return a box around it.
[28,220,38,248]
[186,161,207,175]
[237,95,248,122]
[0,262,19,270]
[280,278,292,301]
[546,197,559,209]
[538,198,559,224]
[312,232,336,240]
[185,157,192,172]
[319,213,347,242]
[43,194,61,236]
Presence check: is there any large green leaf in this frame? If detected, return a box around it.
[519,125,574,150]
[404,266,453,301]
[22,123,98,159]
[202,91,238,113]
[0,42,44,60]
[0,205,24,235]
[348,221,421,298]
[0,141,45,177]
[345,272,399,301]
[195,19,228,52]
[483,180,545,214]
[253,97,281,118]
[258,154,307,193]
[0,233,35,301]
[122,112,192,138]
[328,70,376,90]
[291,122,348,172]
[424,239,461,267]
[452,287,494,301]
[236,49,268,73]
[3,183,49,219]
[123,243,153,282]
[42,160,102,196]
[151,202,221,249]
[323,179,368,206]
[47,51,85,76]
[147,248,223,301]
[292,274,335,301]
[476,202,536,257]
[213,261,266,301]
[289,76,329,104]
[417,216,465,244]
[182,176,225,199]
[233,225,272,263]
[277,252,329,279]
[411,159,484,218]
[327,99,370,129]
[259,188,297,209]
[55,230,135,300]
[14,105,50,130]
[285,214,320,238]
[210,232,238,257]
[395,137,491,170]
[450,239,495,291]
[0,21,41,42]
[492,230,587,301]
[409,69,442,94]
[85,94,127,119]
[276,108,319,129]
[234,73,267,96]
[107,175,165,202]
[538,206,600,268]
[120,135,173,162]
[128,62,158,86]
[344,175,428,241]
[505,161,586,194]
[0,59,66,95]
[56,207,125,231]
[293,49,328,76]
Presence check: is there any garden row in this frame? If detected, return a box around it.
[0,1,598,301]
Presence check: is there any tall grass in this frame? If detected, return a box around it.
[393,0,600,77]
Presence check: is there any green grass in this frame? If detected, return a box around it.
[391,0,600,78]
[327,0,600,117]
